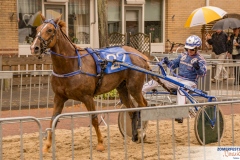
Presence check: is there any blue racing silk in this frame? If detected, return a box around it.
[167,51,207,83]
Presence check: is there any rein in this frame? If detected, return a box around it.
[159,59,198,83]
[38,19,149,78]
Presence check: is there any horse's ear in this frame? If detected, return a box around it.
[40,12,46,22]
[54,14,62,25]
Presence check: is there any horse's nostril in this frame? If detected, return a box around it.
[34,46,39,51]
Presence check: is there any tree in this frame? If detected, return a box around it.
[97,0,108,48]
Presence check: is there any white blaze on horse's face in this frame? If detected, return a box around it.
[30,24,46,55]
[30,22,57,55]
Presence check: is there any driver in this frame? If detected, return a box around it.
[142,35,207,123]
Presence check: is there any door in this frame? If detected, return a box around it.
[125,7,142,44]
[45,4,65,21]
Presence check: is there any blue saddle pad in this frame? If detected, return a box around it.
[86,47,132,74]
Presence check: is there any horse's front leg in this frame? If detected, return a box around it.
[43,95,67,153]
[83,96,105,151]
[91,114,105,151]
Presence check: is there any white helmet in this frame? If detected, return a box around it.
[184,35,202,49]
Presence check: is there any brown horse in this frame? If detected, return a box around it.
[30,14,160,153]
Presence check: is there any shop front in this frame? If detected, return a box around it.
[17,0,165,55]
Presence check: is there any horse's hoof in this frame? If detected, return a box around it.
[136,129,146,143]
[175,118,183,123]
[136,135,146,143]
[132,135,138,142]
[96,144,105,152]
[42,146,50,153]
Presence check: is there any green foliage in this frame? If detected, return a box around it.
[102,89,119,100]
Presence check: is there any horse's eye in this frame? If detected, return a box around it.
[47,29,52,33]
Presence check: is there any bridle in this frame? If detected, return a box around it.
[36,19,58,54]
[33,18,96,78]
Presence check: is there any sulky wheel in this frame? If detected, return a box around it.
[118,105,148,137]
[194,105,224,145]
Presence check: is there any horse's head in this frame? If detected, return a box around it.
[30,13,63,55]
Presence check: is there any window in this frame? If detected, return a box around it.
[18,0,42,44]
[107,0,121,34]
[68,0,90,44]
[144,0,163,43]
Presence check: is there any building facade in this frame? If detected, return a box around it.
[0,0,240,56]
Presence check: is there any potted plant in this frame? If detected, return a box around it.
[72,37,78,43]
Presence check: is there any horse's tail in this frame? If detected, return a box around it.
[145,61,172,93]
[150,75,172,93]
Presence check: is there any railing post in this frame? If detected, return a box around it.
[0,56,2,71]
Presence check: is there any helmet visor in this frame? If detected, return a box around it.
[184,44,195,49]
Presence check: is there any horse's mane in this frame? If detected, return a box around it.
[58,20,67,34]
[58,20,84,50]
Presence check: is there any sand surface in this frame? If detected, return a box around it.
[2,112,240,160]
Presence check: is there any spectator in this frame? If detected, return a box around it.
[229,28,240,85]
[206,30,230,82]
[142,35,207,123]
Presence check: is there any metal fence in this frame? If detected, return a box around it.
[51,101,240,159]
[0,61,240,159]
[149,58,240,102]
[1,61,240,116]
[1,101,240,159]
[0,70,120,119]
[0,116,43,159]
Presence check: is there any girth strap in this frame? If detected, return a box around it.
[85,48,108,95]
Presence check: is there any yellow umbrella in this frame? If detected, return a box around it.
[185,6,227,27]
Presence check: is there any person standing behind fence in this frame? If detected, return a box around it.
[229,28,240,85]
[206,30,231,82]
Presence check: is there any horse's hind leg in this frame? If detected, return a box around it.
[82,96,104,151]
[43,95,67,153]
[127,80,149,143]
[117,81,147,142]
[116,81,135,113]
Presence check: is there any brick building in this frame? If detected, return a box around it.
[0,0,239,56]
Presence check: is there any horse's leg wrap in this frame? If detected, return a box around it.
[51,113,60,127]
[131,111,141,142]
[137,111,141,129]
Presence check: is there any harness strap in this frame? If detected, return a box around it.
[52,69,97,78]
[44,19,58,28]
[94,62,106,95]
[50,50,89,59]
[85,48,108,95]
[50,49,97,77]
[76,49,81,69]
[40,19,96,78]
